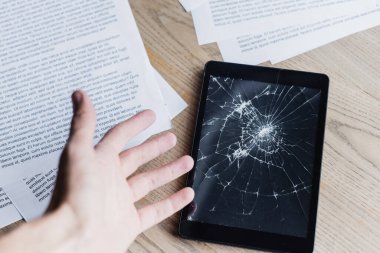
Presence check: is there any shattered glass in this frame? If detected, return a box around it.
[188,76,321,237]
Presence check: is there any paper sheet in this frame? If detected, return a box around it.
[0,0,171,186]
[0,0,188,227]
[154,70,187,119]
[192,0,376,44]
[179,0,206,12]
[3,65,187,222]
[218,3,380,65]
[270,5,380,63]
[0,188,22,227]
[0,65,187,225]
[4,169,58,221]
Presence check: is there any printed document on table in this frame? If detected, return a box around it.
[0,0,171,186]
[0,68,188,226]
[154,69,187,119]
[218,3,380,65]
[192,0,377,44]
[0,188,22,228]
[0,65,187,225]
[270,5,380,63]
[179,0,206,12]
[4,65,187,221]
[4,169,58,221]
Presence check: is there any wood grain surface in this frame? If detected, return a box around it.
[1,0,380,252]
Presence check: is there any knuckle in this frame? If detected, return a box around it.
[136,149,146,164]
[73,109,87,120]
[154,208,160,222]
[148,175,157,190]
[154,206,164,222]
[73,108,95,124]
[131,185,140,201]
[155,137,163,155]
[168,199,175,214]
[170,165,176,178]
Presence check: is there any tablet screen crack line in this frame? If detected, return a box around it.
[189,75,321,237]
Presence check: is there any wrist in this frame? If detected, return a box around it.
[41,204,83,253]
[0,204,82,253]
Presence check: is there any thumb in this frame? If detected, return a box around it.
[47,90,96,212]
[68,90,96,148]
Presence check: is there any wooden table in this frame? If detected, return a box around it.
[2,1,380,252]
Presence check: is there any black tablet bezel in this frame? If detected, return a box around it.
[179,61,329,253]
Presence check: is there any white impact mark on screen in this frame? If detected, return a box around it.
[192,75,321,220]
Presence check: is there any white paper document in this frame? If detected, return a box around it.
[0,67,187,224]
[4,169,58,221]
[154,70,187,119]
[179,0,206,12]
[192,0,376,44]
[270,5,380,63]
[0,62,186,226]
[0,0,172,186]
[218,3,380,65]
[0,188,22,227]
[3,68,187,222]
[0,0,188,226]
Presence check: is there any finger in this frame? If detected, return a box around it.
[97,110,155,153]
[129,156,193,201]
[138,187,194,232]
[120,132,177,177]
[68,90,96,149]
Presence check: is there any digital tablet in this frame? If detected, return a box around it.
[179,61,329,253]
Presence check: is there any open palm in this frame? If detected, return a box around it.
[48,90,194,253]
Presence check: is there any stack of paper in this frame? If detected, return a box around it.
[0,0,187,227]
[179,0,380,64]
[179,0,205,12]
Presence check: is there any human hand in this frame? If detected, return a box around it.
[0,90,194,253]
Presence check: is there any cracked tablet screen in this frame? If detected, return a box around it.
[187,76,321,238]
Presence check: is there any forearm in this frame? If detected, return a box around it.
[0,205,80,253]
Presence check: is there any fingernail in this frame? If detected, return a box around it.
[72,91,83,112]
